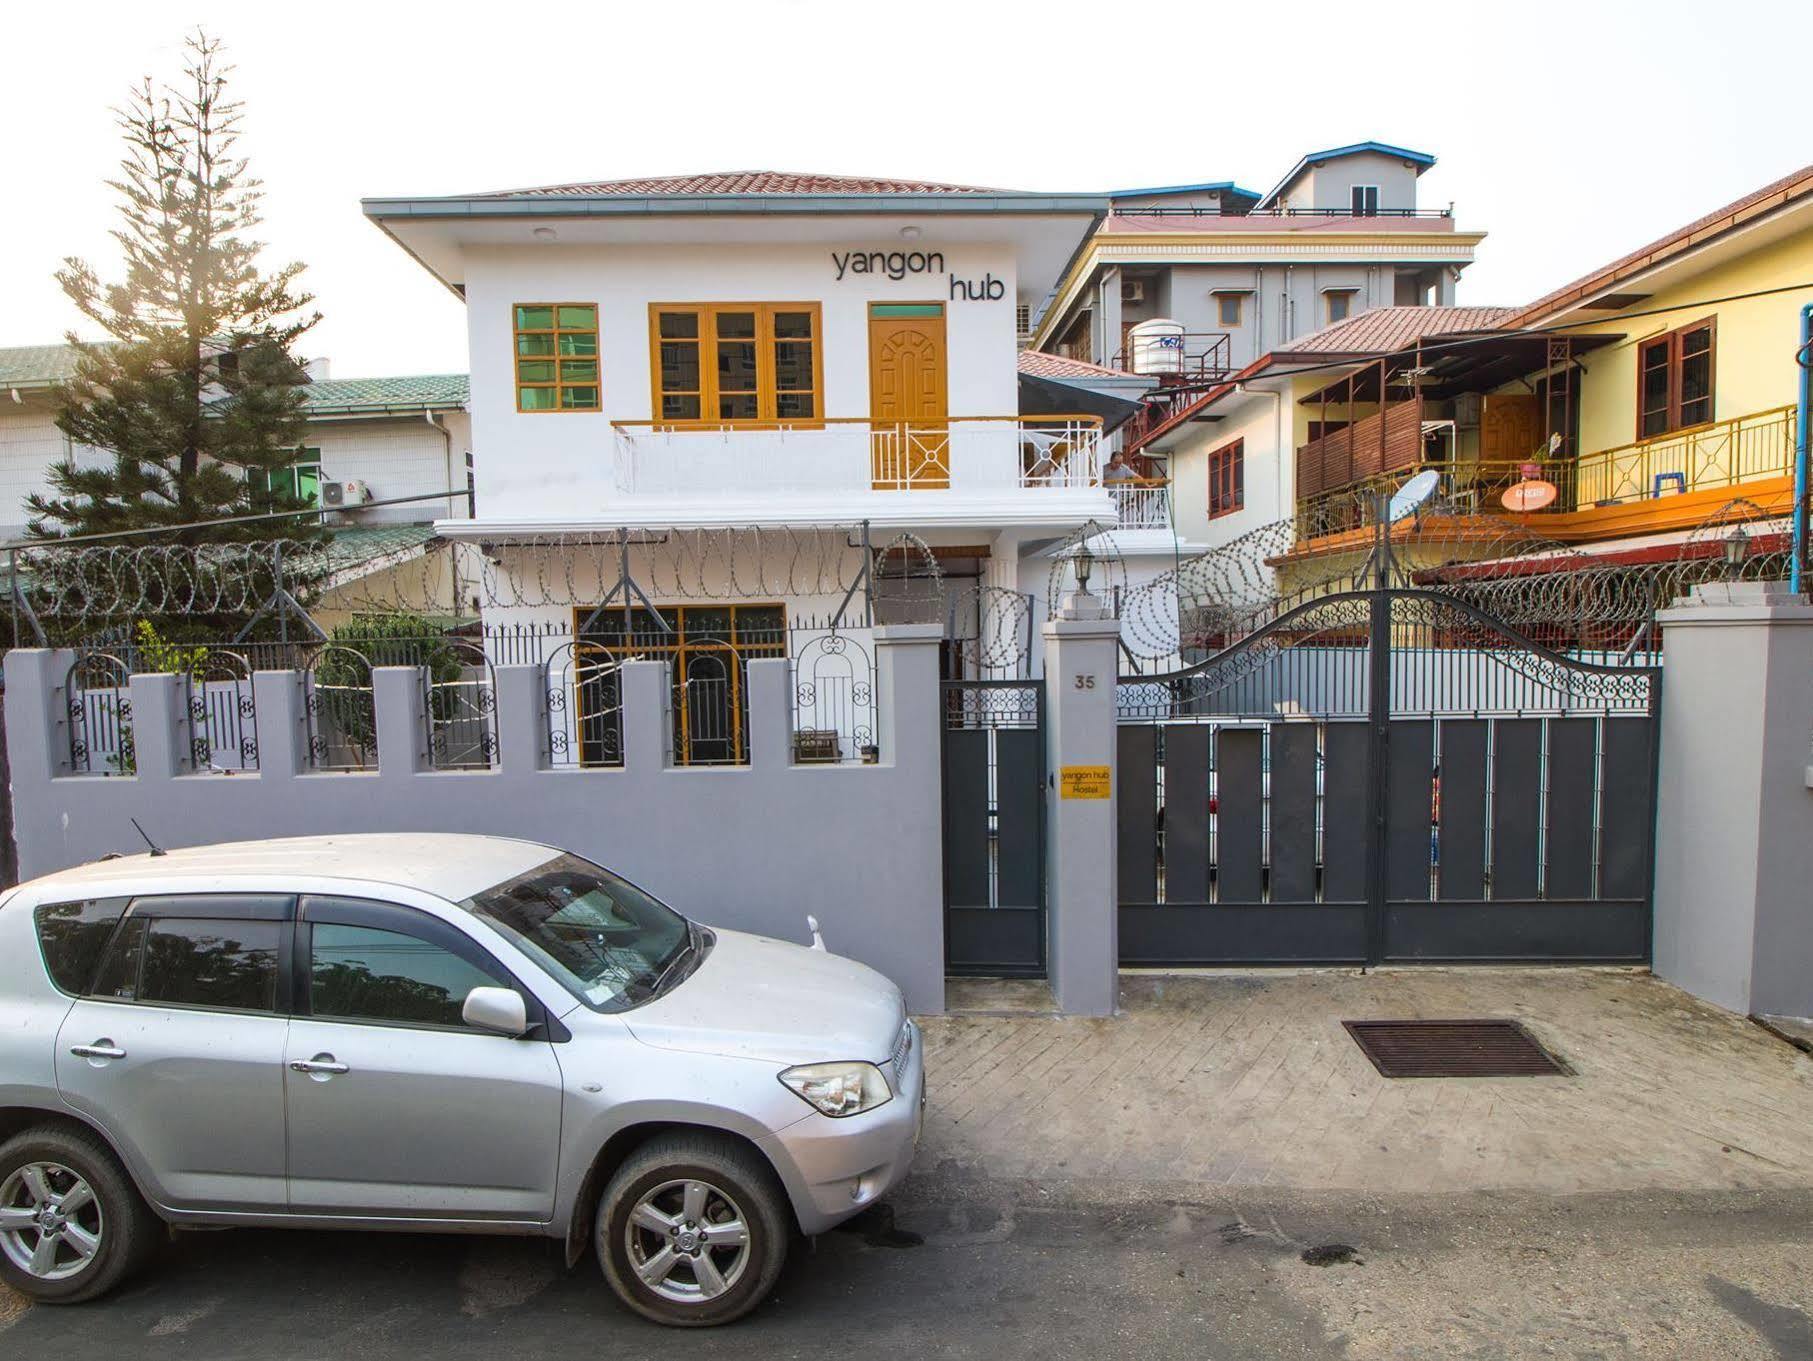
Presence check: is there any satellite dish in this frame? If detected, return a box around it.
[1387,469,1441,523]
[1502,479,1558,513]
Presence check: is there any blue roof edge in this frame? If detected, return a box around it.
[1105,181,1263,200]
[1255,142,1438,209]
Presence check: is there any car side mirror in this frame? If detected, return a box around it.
[462,986,529,1037]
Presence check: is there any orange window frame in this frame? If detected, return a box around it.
[647,303,824,427]
[1636,316,1716,439]
[1208,437,1245,519]
[572,603,787,766]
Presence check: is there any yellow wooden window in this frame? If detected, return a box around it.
[574,603,786,765]
[649,304,822,425]
[515,304,599,412]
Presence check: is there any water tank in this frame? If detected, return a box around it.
[1128,318,1186,376]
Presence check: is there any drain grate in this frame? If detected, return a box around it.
[1342,1019,1567,1078]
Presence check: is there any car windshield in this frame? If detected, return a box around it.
[459,852,694,1013]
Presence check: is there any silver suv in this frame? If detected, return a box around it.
[0,834,922,1326]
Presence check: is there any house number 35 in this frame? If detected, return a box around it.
[1074,674,1096,690]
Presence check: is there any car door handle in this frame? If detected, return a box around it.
[69,1042,126,1060]
[289,1057,350,1075]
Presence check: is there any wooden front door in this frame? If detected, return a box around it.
[1480,393,1542,464]
[869,304,948,489]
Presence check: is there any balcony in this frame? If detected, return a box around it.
[606,417,1109,529]
[1574,405,1797,506]
[1292,405,1800,546]
[1108,476,1172,530]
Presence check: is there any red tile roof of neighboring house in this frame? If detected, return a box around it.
[1504,162,1813,327]
[480,171,1003,198]
[1016,350,1137,380]
[1126,306,1516,454]
[1275,306,1517,355]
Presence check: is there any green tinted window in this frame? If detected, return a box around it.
[870,303,943,318]
[516,304,599,412]
[249,449,322,508]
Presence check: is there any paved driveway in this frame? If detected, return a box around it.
[925,968,1813,1194]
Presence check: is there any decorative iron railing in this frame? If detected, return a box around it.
[1295,461,1581,541]
[1573,405,1797,506]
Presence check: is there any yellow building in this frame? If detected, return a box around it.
[1272,164,1813,613]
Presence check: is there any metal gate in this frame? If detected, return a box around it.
[942,679,1046,975]
[1115,587,1660,966]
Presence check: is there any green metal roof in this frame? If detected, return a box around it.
[320,523,441,575]
[1,345,466,414]
[0,344,84,389]
[299,374,468,415]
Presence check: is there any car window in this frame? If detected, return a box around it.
[138,918,281,1012]
[309,923,501,1029]
[33,898,131,995]
[90,918,146,1001]
[460,852,691,1013]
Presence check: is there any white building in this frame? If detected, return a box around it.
[1034,143,1485,375]
[0,347,474,624]
[362,171,1128,757]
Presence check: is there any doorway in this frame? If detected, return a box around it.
[869,302,948,489]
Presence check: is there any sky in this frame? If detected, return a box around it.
[4,0,1810,378]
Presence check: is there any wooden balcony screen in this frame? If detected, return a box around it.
[1296,398,1425,500]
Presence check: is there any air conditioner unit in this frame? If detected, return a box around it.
[321,479,373,508]
[1121,280,1146,304]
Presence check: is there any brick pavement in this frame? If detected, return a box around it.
[917,969,1813,1194]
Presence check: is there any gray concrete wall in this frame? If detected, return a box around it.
[1654,582,1813,1018]
[4,624,949,1012]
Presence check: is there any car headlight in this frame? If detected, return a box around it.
[778,1061,893,1118]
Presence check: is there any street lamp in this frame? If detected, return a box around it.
[1072,542,1095,593]
[1722,525,1750,580]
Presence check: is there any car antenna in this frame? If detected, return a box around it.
[130,818,166,857]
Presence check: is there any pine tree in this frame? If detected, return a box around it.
[29,31,323,547]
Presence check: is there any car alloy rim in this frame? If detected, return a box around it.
[622,1177,752,1304]
[0,1162,105,1282]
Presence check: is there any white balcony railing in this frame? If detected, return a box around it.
[1108,477,1172,530]
[610,417,1103,499]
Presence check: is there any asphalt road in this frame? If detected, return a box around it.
[4,1174,1811,1360]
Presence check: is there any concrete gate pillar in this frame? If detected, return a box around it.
[1042,586,1121,1016]
[1654,580,1813,1018]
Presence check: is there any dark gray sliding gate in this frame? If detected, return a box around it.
[1116,588,1660,966]
[942,679,1045,975]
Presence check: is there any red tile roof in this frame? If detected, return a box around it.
[1505,163,1813,327]
[1275,306,1516,355]
[481,171,1003,198]
[1016,350,1138,380]
[1126,306,1515,454]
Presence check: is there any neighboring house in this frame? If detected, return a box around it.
[1273,162,1813,610]
[0,346,475,626]
[1032,142,1483,380]
[1129,162,1813,644]
[361,170,1116,754]
[1136,306,1516,562]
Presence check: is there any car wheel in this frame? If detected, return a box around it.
[596,1131,789,1327]
[0,1125,160,1304]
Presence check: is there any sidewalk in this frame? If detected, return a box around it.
[917,968,1813,1195]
